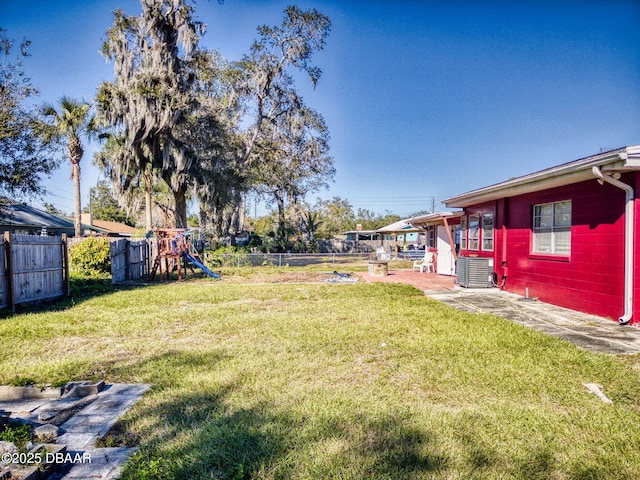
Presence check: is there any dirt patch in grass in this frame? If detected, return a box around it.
[219,271,336,285]
[95,420,140,448]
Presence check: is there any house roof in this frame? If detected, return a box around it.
[0,203,76,230]
[0,203,105,234]
[376,219,423,234]
[90,219,136,235]
[408,211,464,227]
[444,145,640,208]
[343,230,379,235]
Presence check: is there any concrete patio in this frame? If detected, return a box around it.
[357,268,457,292]
[358,270,640,355]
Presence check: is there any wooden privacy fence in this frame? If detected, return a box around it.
[110,238,150,283]
[0,232,70,311]
[0,234,151,311]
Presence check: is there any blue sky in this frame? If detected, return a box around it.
[2,0,639,218]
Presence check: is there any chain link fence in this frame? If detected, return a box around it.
[203,252,374,268]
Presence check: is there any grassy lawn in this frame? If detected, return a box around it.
[1,274,640,479]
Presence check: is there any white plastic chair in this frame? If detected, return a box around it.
[376,247,390,260]
[412,251,434,273]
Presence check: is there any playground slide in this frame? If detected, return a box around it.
[184,253,221,279]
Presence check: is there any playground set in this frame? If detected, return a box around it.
[149,228,220,281]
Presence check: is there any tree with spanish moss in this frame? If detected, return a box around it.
[96,0,204,228]
[185,47,246,237]
[216,5,332,235]
[251,102,334,248]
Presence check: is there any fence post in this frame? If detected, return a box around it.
[145,239,151,275]
[4,231,14,312]
[125,239,131,281]
[61,234,70,296]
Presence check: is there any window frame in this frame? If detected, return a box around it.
[532,200,572,256]
[468,214,480,251]
[427,225,435,248]
[481,212,494,251]
[460,216,467,250]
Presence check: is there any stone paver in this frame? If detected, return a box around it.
[1,383,150,480]
[52,447,135,480]
[58,384,150,450]
[0,398,50,415]
[54,384,150,480]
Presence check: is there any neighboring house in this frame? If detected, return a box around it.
[338,228,380,254]
[408,211,463,276]
[443,145,640,325]
[344,229,379,242]
[0,202,103,237]
[80,213,136,237]
[229,231,249,247]
[340,219,427,255]
[376,219,426,256]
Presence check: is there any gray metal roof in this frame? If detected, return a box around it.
[0,203,74,228]
[0,203,105,233]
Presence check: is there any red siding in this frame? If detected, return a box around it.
[634,173,640,324]
[459,173,638,323]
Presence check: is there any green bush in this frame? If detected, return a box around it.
[205,245,252,268]
[9,376,35,386]
[209,245,250,255]
[0,421,32,452]
[69,237,111,275]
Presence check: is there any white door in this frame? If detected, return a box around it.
[436,225,456,275]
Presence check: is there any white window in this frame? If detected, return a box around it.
[482,213,494,251]
[460,216,467,250]
[468,215,480,250]
[533,200,571,255]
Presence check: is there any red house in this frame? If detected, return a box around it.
[443,146,640,325]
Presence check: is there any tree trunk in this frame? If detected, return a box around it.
[228,191,246,234]
[237,194,246,233]
[199,205,207,229]
[73,163,82,237]
[144,172,153,232]
[173,186,188,228]
[275,191,286,228]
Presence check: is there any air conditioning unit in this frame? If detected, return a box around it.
[456,256,494,288]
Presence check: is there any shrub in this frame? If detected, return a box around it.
[206,245,251,268]
[0,421,32,452]
[9,377,35,387]
[69,237,111,275]
[209,245,249,255]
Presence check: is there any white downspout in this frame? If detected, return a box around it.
[592,166,634,324]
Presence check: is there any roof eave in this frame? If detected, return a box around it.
[408,211,464,227]
[444,147,638,208]
[343,230,379,235]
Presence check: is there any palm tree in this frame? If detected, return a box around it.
[301,209,323,242]
[40,97,96,237]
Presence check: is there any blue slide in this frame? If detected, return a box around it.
[184,253,221,279]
